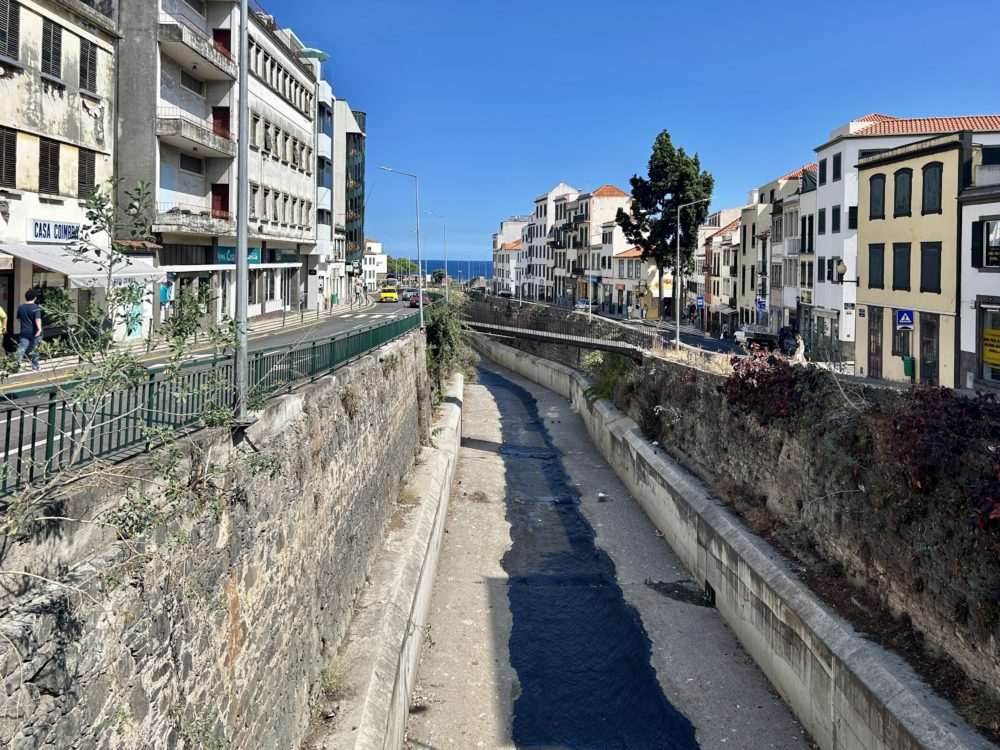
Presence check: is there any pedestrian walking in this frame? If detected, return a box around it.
[640,304,646,320]
[792,334,806,364]
[15,289,43,372]
[626,303,633,320]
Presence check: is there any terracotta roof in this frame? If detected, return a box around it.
[709,218,740,239]
[500,240,522,251]
[854,115,1000,136]
[853,113,896,123]
[778,163,817,181]
[613,247,643,258]
[591,184,629,198]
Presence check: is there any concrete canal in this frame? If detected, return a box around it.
[404,359,810,749]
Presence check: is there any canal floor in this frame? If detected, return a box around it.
[404,359,812,749]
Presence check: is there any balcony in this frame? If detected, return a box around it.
[154,200,235,235]
[572,213,589,225]
[156,108,237,158]
[570,264,583,275]
[158,12,237,80]
[976,165,1000,187]
[785,237,802,255]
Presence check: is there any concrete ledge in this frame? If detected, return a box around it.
[469,334,992,750]
[321,374,464,750]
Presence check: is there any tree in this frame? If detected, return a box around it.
[432,269,445,284]
[387,256,417,276]
[616,130,714,324]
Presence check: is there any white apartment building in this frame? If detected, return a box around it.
[604,246,649,316]
[362,239,386,290]
[767,166,815,332]
[554,185,630,304]
[0,0,162,340]
[812,113,1000,359]
[491,216,527,295]
[313,71,347,307]
[688,208,741,327]
[117,0,317,325]
[592,220,629,312]
[704,218,740,331]
[525,183,579,302]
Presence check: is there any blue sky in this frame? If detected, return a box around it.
[277,0,998,261]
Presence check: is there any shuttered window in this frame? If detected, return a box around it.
[41,17,61,78]
[79,38,97,92]
[77,148,95,198]
[38,138,60,194]
[0,0,20,60]
[0,126,15,188]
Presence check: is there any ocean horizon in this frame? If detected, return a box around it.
[391,258,493,280]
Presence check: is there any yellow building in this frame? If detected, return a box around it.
[855,133,970,387]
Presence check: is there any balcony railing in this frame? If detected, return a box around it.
[247,0,316,80]
[157,107,234,142]
[785,237,802,255]
[156,201,233,221]
[159,11,236,63]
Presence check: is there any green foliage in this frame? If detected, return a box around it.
[616,129,715,284]
[425,300,471,391]
[386,256,418,275]
[432,269,446,284]
[582,351,629,406]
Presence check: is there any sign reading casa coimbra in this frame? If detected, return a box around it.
[32,219,80,244]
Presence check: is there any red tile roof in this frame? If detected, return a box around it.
[500,240,522,251]
[613,247,643,258]
[854,115,1000,135]
[709,218,740,239]
[591,184,629,198]
[853,113,896,123]
[778,163,817,181]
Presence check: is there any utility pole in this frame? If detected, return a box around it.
[234,0,250,421]
[676,197,711,351]
[380,167,423,327]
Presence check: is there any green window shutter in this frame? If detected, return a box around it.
[971,221,984,267]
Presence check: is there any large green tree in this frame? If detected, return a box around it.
[387,256,418,276]
[616,130,714,321]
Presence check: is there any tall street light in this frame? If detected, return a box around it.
[379,166,423,328]
[675,197,712,351]
[425,211,448,303]
[234,0,250,422]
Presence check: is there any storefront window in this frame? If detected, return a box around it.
[987,221,1000,269]
[981,307,1000,384]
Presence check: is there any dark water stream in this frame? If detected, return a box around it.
[481,369,698,750]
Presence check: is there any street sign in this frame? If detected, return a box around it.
[757,299,766,311]
[696,295,704,309]
[896,309,915,330]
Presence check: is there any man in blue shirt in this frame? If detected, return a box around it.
[15,289,43,371]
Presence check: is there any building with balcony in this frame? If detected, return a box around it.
[491,216,527,295]
[312,71,346,307]
[0,0,163,338]
[523,183,577,303]
[117,0,318,325]
[362,239,386,290]
[703,218,740,332]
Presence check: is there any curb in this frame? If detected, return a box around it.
[321,374,464,750]
[469,333,992,750]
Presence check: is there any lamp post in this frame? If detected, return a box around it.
[234,0,250,422]
[379,166,423,327]
[675,197,712,351]
[425,211,448,302]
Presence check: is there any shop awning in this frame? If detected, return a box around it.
[715,305,737,316]
[0,244,164,288]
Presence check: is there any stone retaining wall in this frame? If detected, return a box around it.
[0,331,429,749]
[472,334,992,750]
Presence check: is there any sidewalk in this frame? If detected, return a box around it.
[1,297,376,391]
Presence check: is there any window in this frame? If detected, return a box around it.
[867,244,884,289]
[250,184,258,218]
[922,162,942,214]
[79,38,97,92]
[829,257,839,283]
[892,312,910,356]
[77,148,95,197]
[832,205,841,233]
[0,0,21,60]
[817,208,826,235]
[892,243,911,290]
[0,125,14,188]
[973,220,1000,268]
[38,138,59,194]
[818,158,827,185]
[894,168,912,217]
[848,206,858,230]
[741,225,747,254]
[180,70,204,96]
[317,208,331,225]
[832,153,842,181]
[817,256,825,282]
[920,242,941,293]
[869,174,885,219]
[179,153,203,174]
[41,18,61,79]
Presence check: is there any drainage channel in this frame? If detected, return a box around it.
[482,368,699,750]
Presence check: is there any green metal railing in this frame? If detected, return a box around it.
[0,314,420,497]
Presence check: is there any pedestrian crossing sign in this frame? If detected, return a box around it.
[896,309,914,330]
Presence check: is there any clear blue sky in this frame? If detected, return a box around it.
[277,0,998,261]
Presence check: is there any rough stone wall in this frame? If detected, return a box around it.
[0,332,429,749]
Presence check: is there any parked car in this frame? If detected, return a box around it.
[498,291,512,299]
[408,294,431,308]
[401,288,419,302]
[575,298,596,311]
[379,286,399,303]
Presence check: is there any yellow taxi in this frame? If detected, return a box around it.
[379,286,399,303]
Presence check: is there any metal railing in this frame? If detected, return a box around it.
[0,314,419,497]
[157,107,234,142]
[155,201,233,222]
[159,11,237,64]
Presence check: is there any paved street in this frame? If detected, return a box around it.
[405,358,811,749]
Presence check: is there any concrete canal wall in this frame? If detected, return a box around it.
[471,334,992,750]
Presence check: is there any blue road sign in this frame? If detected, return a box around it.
[895,309,915,330]
[696,295,704,309]
[757,299,767,311]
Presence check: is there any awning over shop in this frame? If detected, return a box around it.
[0,244,164,288]
[715,305,737,316]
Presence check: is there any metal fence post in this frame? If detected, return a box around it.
[44,389,57,475]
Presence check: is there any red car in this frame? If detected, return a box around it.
[409,294,431,308]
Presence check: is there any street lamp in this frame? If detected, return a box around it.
[379,166,423,328]
[425,211,448,302]
[676,197,712,350]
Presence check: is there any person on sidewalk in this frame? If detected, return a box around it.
[15,289,43,371]
[626,303,632,320]
[792,334,807,364]
[721,322,729,340]
[640,304,647,320]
